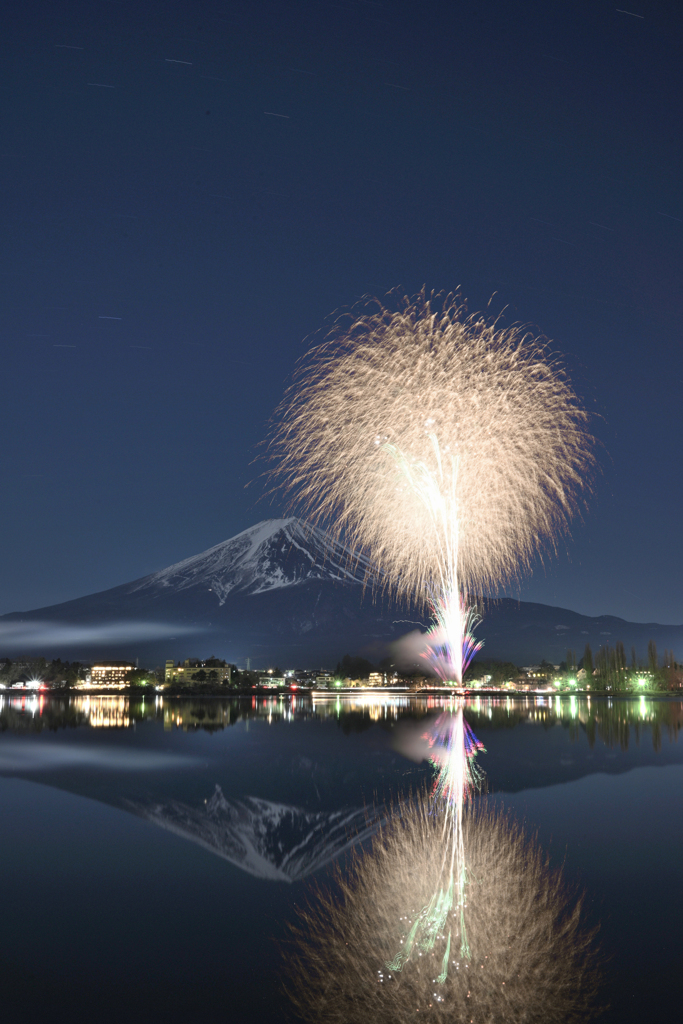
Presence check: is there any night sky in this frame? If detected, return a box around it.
[2,0,682,625]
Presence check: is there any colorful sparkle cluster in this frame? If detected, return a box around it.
[420,594,483,683]
[425,709,486,810]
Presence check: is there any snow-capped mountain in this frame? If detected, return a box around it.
[129,785,379,882]
[0,517,411,665]
[1,516,681,666]
[130,518,370,603]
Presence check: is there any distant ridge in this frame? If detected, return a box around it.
[0,518,681,667]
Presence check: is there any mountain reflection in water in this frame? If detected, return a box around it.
[1,692,682,886]
[1,691,682,750]
[128,785,379,882]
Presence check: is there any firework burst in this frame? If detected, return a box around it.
[271,289,595,681]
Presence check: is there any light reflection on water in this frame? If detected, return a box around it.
[0,692,682,1024]
[1,691,682,751]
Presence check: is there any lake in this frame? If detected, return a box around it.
[1,692,681,1023]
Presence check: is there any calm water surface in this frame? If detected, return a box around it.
[1,692,682,1023]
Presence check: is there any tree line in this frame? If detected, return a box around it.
[0,657,88,688]
[574,640,681,692]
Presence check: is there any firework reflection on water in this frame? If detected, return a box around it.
[286,790,604,1024]
[385,708,484,978]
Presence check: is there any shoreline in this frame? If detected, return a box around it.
[2,685,679,700]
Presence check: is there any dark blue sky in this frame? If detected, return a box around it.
[2,0,681,625]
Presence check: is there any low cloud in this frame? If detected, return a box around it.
[0,619,203,649]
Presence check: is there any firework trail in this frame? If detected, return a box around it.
[271,289,595,683]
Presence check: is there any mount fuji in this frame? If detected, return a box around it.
[0,518,425,666]
[1,517,681,668]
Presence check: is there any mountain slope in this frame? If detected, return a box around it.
[0,518,404,665]
[129,518,371,603]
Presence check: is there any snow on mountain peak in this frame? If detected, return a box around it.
[130,518,369,604]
